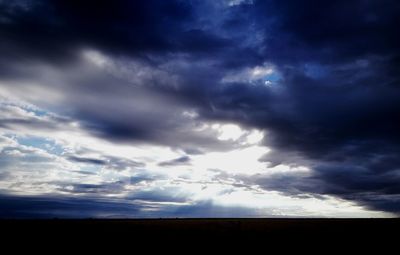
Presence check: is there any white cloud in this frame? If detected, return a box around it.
[225,0,254,7]
[222,63,278,85]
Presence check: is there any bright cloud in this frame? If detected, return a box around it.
[222,63,278,85]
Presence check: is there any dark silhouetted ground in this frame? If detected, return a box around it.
[1,218,398,251]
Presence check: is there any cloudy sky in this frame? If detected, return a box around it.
[0,0,399,218]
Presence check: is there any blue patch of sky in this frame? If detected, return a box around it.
[28,108,48,117]
[19,103,50,117]
[15,136,65,156]
[261,72,282,86]
[264,72,282,82]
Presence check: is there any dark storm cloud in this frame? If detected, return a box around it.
[68,156,107,166]
[158,156,191,167]
[0,194,142,218]
[252,0,400,65]
[248,162,400,213]
[67,155,145,170]
[57,181,126,195]
[203,0,400,213]
[0,0,239,64]
[1,0,400,214]
[0,194,270,218]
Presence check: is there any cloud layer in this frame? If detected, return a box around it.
[0,0,399,217]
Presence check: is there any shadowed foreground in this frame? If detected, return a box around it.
[2,218,399,249]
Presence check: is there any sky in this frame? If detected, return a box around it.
[0,0,399,218]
